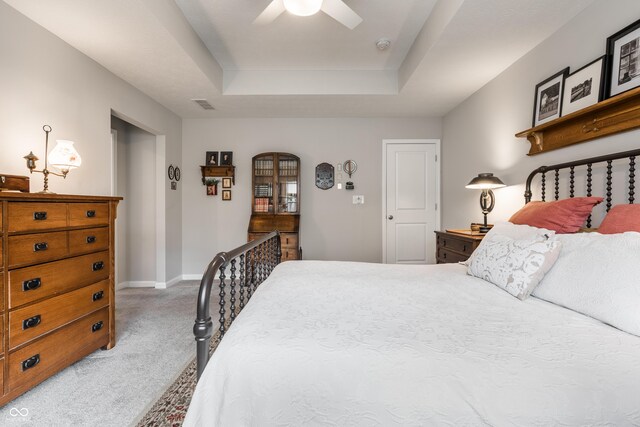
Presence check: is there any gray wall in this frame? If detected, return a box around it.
[112,117,157,285]
[442,0,640,229]
[182,118,442,275]
[0,2,182,285]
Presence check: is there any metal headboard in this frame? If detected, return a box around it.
[524,148,640,227]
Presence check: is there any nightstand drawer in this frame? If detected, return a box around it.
[437,247,470,264]
[437,235,474,255]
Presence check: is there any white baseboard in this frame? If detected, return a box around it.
[154,275,183,289]
[117,274,203,290]
[182,274,203,281]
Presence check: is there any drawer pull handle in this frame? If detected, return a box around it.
[463,245,467,252]
[33,211,47,221]
[443,253,447,259]
[92,290,104,301]
[22,354,40,371]
[86,236,96,244]
[23,315,42,330]
[23,278,42,291]
[33,242,49,252]
[86,210,96,218]
[92,321,104,333]
[92,261,104,271]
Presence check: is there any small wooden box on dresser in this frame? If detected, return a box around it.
[0,193,120,405]
[435,230,484,264]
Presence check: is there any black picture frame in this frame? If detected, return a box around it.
[167,164,175,180]
[561,56,605,116]
[222,190,231,200]
[220,151,233,166]
[532,67,569,127]
[174,167,181,182]
[222,177,232,188]
[206,151,218,166]
[606,18,640,98]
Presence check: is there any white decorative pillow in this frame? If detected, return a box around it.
[466,223,561,300]
[533,232,640,336]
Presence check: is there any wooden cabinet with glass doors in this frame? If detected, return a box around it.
[248,153,301,260]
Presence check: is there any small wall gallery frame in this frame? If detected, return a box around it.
[606,18,640,97]
[532,68,569,127]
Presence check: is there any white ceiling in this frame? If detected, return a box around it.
[4,0,595,118]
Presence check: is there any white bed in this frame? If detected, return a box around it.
[184,260,640,426]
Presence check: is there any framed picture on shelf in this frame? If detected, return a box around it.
[206,151,218,166]
[222,177,232,188]
[561,56,605,116]
[606,18,640,97]
[220,151,233,165]
[532,67,569,127]
[222,190,232,200]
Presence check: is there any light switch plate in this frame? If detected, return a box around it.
[352,195,364,204]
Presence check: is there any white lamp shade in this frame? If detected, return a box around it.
[283,0,322,16]
[49,140,81,171]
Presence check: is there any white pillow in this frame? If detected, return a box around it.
[466,223,561,300]
[533,232,640,336]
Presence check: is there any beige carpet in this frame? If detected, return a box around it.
[1,282,201,427]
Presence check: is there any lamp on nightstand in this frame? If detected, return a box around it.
[465,173,506,233]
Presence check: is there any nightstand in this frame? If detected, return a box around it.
[435,230,485,264]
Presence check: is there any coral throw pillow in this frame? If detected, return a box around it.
[509,197,603,233]
[598,204,640,234]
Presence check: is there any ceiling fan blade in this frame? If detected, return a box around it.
[254,0,286,25]
[320,0,362,30]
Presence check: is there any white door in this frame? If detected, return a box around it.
[383,140,439,264]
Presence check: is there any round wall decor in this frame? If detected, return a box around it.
[315,162,334,190]
[167,165,175,180]
[174,167,181,181]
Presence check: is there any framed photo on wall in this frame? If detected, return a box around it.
[222,177,232,188]
[222,190,232,201]
[606,18,640,97]
[206,151,218,166]
[532,67,569,127]
[220,151,233,166]
[561,56,605,116]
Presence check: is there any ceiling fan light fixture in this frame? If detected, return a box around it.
[283,0,323,16]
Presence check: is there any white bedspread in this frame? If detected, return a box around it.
[184,261,640,426]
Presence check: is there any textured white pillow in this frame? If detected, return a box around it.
[467,223,561,300]
[533,232,640,336]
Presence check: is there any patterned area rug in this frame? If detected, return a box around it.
[136,332,221,427]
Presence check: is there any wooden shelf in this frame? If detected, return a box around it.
[200,165,235,185]
[516,86,640,155]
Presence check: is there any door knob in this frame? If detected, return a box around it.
[388,215,394,220]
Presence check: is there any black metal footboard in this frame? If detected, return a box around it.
[193,231,281,379]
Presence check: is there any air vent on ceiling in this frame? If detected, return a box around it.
[192,99,215,110]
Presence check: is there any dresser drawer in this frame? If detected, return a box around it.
[437,235,474,256]
[437,247,469,264]
[69,203,109,227]
[8,203,68,232]
[8,251,110,309]
[9,280,109,350]
[8,231,68,268]
[280,233,298,249]
[8,307,109,392]
[281,247,299,261]
[69,227,109,255]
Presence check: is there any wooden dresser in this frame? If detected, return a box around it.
[435,230,484,264]
[0,193,120,405]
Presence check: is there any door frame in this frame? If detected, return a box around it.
[381,139,441,264]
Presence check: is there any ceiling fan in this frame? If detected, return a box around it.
[255,0,363,30]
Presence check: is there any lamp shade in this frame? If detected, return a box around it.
[465,173,505,190]
[283,0,322,16]
[49,140,82,171]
